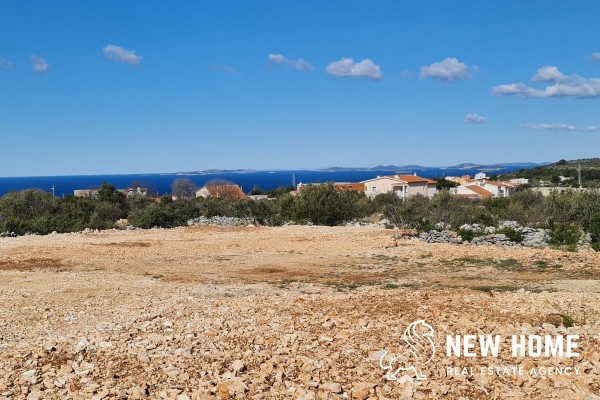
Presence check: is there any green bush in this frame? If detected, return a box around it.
[292,183,364,226]
[383,194,429,228]
[549,224,581,251]
[590,212,600,251]
[497,227,523,243]
[231,199,276,225]
[89,202,124,230]
[474,211,495,227]
[128,203,178,229]
[458,229,477,242]
[0,190,59,234]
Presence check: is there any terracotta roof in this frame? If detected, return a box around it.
[334,182,365,192]
[465,185,494,198]
[386,175,437,184]
[204,185,246,200]
[483,180,514,188]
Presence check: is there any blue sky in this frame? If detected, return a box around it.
[1,1,600,176]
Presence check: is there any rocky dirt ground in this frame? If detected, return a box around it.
[0,225,599,399]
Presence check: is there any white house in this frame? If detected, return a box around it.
[452,184,494,199]
[509,178,529,185]
[464,180,515,197]
[474,172,487,180]
[360,175,437,198]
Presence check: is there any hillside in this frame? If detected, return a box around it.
[503,158,600,187]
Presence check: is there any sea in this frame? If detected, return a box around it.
[0,165,533,198]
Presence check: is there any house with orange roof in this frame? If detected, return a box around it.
[333,182,365,192]
[195,184,246,201]
[477,180,516,197]
[453,179,516,198]
[360,174,437,198]
[453,184,494,199]
[295,182,365,193]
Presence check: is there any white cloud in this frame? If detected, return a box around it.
[268,53,313,71]
[492,66,600,99]
[420,58,471,82]
[589,52,600,61]
[464,113,487,124]
[0,58,13,70]
[30,55,48,73]
[103,45,142,65]
[531,66,570,83]
[523,123,600,132]
[326,57,382,79]
[212,65,240,75]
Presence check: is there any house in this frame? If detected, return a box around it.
[74,186,149,198]
[474,172,487,180]
[452,184,494,199]
[247,194,269,200]
[445,175,474,185]
[333,182,365,192]
[532,186,588,196]
[509,178,529,185]
[478,180,515,197]
[296,182,365,193]
[360,174,437,198]
[459,180,515,198]
[124,187,148,197]
[195,184,246,201]
[74,189,99,197]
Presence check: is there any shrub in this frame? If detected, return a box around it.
[231,199,276,225]
[89,202,124,230]
[383,194,429,228]
[128,203,178,229]
[458,229,477,242]
[0,190,59,234]
[549,224,581,251]
[497,227,523,243]
[590,212,600,251]
[474,211,495,227]
[293,183,362,226]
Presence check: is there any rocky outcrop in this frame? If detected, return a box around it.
[472,233,518,247]
[521,227,549,248]
[418,230,462,244]
[187,216,255,227]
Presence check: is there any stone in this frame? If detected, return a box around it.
[319,382,342,393]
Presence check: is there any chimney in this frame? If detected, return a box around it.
[414,172,417,176]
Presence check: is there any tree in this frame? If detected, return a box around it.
[97,182,128,218]
[250,185,263,195]
[171,178,197,199]
[434,178,458,190]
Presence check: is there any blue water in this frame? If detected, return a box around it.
[0,165,531,197]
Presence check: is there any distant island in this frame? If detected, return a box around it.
[177,162,549,175]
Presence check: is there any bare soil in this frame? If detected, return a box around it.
[0,226,599,399]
